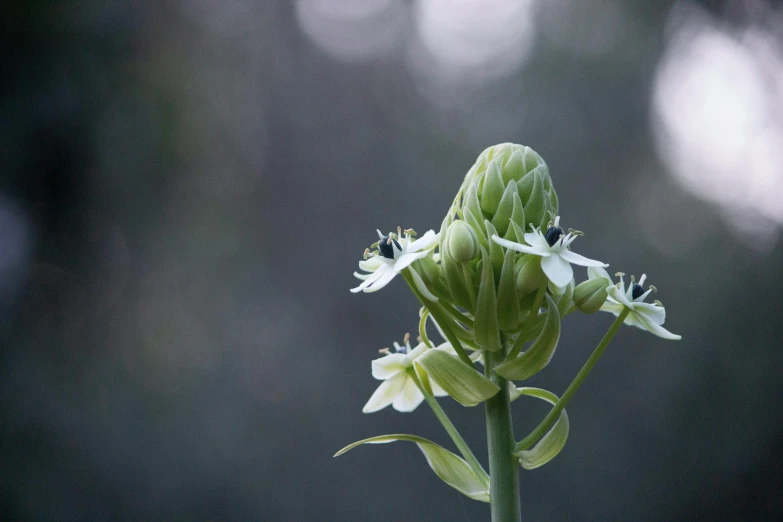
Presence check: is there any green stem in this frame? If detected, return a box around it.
[484,349,521,522]
[515,308,630,452]
[402,270,474,367]
[418,309,434,348]
[408,370,488,483]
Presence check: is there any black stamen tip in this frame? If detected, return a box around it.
[544,226,563,247]
[631,284,644,300]
[378,236,401,259]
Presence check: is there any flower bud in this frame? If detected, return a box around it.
[573,278,609,314]
[446,220,478,262]
[442,144,559,242]
[515,255,542,295]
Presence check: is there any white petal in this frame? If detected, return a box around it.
[559,249,608,267]
[403,343,429,366]
[588,266,612,282]
[353,271,371,281]
[431,380,448,397]
[362,373,407,413]
[636,313,681,340]
[359,256,385,272]
[607,284,635,309]
[409,266,438,301]
[394,250,428,272]
[350,264,388,293]
[492,235,550,256]
[371,353,406,379]
[524,231,549,249]
[392,377,425,412]
[633,302,666,325]
[541,254,574,288]
[407,230,438,253]
[363,265,398,293]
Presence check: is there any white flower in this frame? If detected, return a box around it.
[491,216,608,288]
[591,267,681,341]
[363,339,455,413]
[351,229,439,299]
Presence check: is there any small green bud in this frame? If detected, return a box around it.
[573,278,610,314]
[515,255,542,295]
[446,220,478,262]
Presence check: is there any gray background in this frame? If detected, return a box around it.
[2,1,782,520]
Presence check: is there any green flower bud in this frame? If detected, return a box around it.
[442,143,558,247]
[446,220,478,262]
[573,278,609,314]
[515,254,542,295]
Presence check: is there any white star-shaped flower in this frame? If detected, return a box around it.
[351,229,439,299]
[591,267,681,340]
[491,216,608,288]
[363,339,456,413]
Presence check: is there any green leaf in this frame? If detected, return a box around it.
[474,246,501,352]
[414,349,500,406]
[495,294,561,380]
[511,388,570,470]
[334,434,490,502]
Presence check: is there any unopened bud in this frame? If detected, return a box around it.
[446,220,478,262]
[574,278,609,314]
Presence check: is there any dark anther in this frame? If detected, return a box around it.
[631,284,644,300]
[544,226,563,247]
[378,235,401,259]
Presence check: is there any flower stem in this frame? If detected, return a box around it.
[484,348,521,522]
[402,271,474,367]
[408,370,488,483]
[515,308,630,452]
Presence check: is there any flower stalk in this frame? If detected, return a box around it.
[484,348,521,522]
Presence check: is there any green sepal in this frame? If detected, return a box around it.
[504,191,525,241]
[512,388,570,470]
[474,246,502,352]
[523,147,544,172]
[481,160,505,215]
[495,294,561,380]
[524,168,547,229]
[462,207,488,250]
[502,149,525,184]
[491,182,517,236]
[413,349,500,406]
[334,434,490,503]
[496,248,520,331]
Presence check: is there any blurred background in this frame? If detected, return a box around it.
[2,0,782,520]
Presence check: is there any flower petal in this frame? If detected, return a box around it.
[524,231,549,249]
[363,265,398,293]
[633,302,666,325]
[599,301,625,316]
[407,230,439,253]
[634,288,654,303]
[636,313,682,340]
[559,249,608,267]
[492,235,550,256]
[353,271,371,281]
[394,250,428,272]
[607,284,635,309]
[392,377,425,412]
[541,254,574,288]
[359,256,386,272]
[350,264,388,293]
[371,353,406,379]
[362,372,407,413]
